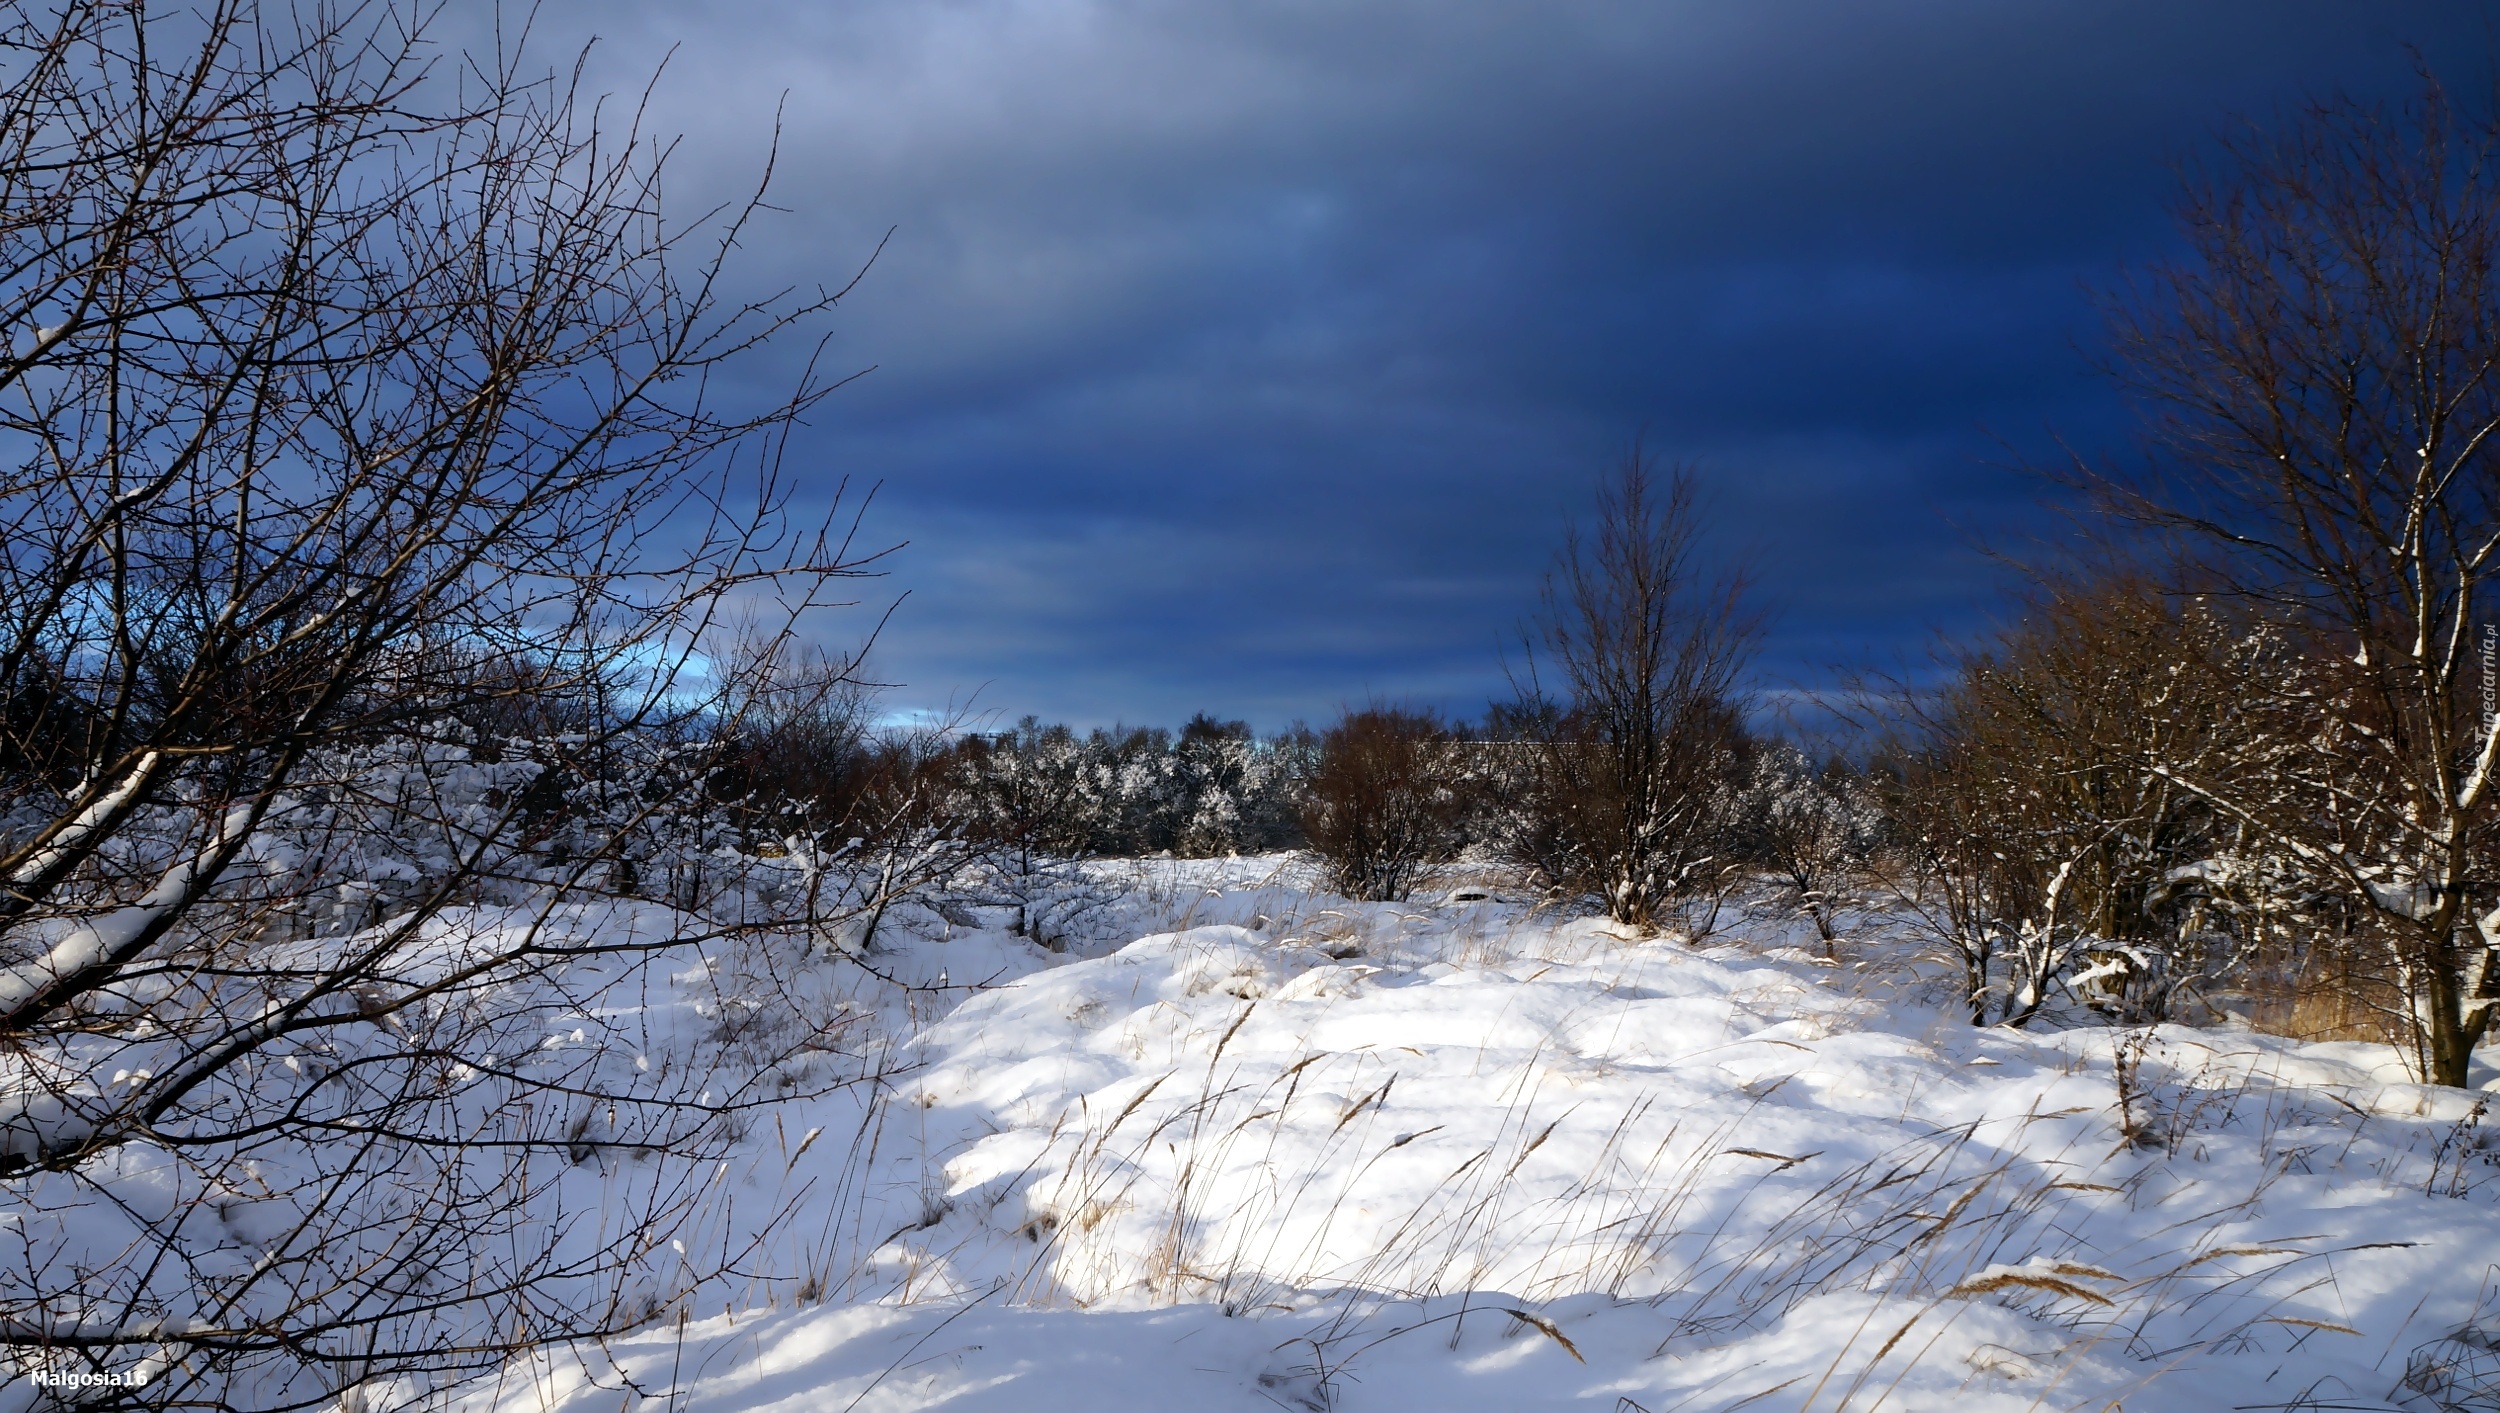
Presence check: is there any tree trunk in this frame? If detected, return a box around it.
[2423,946,2490,1088]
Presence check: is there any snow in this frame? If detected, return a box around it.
[390,859,2500,1413]
[16,841,2500,1410]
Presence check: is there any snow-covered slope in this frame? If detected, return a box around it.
[460,864,2500,1412]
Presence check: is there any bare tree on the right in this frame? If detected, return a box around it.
[2090,81,2500,1085]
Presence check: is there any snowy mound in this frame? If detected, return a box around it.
[458,878,2500,1412]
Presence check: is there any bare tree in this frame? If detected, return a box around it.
[0,1,887,1406]
[2089,80,2500,1084]
[1512,456,1756,932]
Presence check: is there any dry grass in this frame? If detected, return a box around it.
[951,965,2500,1409]
[2238,946,2413,1048]
[793,873,2500,1411]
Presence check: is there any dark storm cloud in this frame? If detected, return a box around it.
[506,0,2493,727]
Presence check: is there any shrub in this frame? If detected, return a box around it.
[1301,708,1468,902]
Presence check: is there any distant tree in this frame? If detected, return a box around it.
[946,718,1117,945]
[952,719,1095,864]
[709,647,880,836]
[1173,713,1259,855]
[1732,746,1884,952]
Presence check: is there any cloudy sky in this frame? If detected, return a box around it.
[527,0,2487,730]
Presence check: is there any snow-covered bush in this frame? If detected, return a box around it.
[1727,745,1887,948]
[1873,579,2296,1027]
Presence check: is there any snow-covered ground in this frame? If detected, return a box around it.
[456,858,2500,1412]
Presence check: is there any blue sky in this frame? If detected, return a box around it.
[523,0,2492,730]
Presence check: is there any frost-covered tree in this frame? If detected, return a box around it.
[948,717,1309,863]
[1171,714,1306,856]
[1731,746,1885,950]
[945,718,1117,946]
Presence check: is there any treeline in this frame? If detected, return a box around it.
[944,715,1311,858]
[708,706,1309,855]
[701,665,1883,958]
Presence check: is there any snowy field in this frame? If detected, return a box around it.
[447,857,2500,1413]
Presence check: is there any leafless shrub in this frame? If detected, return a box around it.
[1870,575,2290,1026]
[1299,707,1468,903]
